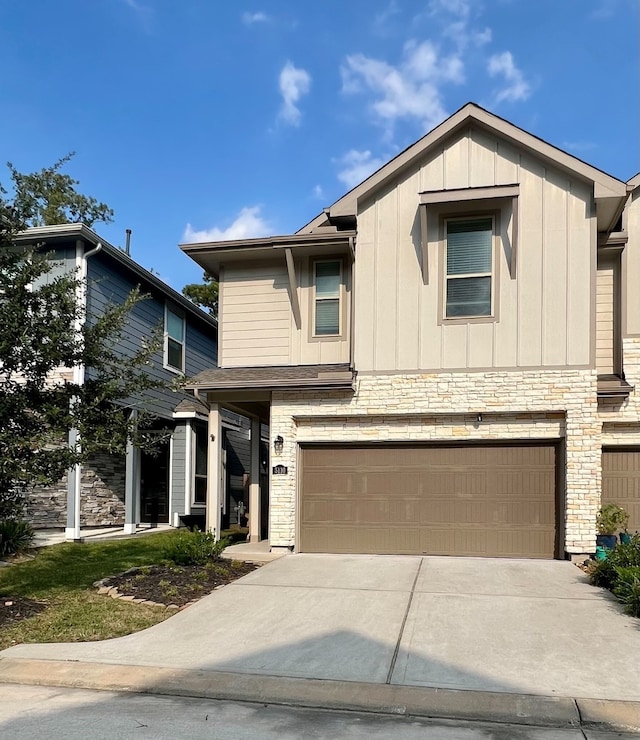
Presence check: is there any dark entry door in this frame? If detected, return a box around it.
[140,442,169,523]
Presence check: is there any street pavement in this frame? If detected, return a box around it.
[1,684,638,740]
[1,554,639,732]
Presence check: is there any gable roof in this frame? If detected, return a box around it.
[16,223,218,331]
[299,102,628,235]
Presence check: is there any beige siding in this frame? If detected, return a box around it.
[354,126,594,372]
[289,256,350,365]
[596,264,614,374]
[623,188,640,336]
[220,262,291,367]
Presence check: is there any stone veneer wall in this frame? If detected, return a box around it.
[26,452,126,529]
[599,337,640,445]
[270,369,600,555]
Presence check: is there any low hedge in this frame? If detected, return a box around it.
[590,534,640,617]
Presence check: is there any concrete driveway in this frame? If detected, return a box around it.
[2,554,638,703]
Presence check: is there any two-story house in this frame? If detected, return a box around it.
[181,103,639,560]
[18,224,252,541]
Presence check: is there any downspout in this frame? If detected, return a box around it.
[67,240,102,541]
[348,235,356,371]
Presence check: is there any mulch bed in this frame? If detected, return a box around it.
[0,596,48,628]
[99,560,258,607]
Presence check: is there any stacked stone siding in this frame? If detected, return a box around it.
[26,453,126,529]
[270,368,600,555]
[599,337,640,445]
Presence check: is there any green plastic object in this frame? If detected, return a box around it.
[594,546,608,561]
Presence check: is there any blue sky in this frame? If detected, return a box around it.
[1,0,638,292]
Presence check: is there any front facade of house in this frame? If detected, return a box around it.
[183,104,639,560]
[19,225,251,539]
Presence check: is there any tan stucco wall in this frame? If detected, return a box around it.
[269,369,600,555]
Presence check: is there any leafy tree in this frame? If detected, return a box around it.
[182,272,218,316]
[0,162,170,520]
[7,152,114,228]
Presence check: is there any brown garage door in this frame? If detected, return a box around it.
[300,444,557,558]
[602,448,640,534]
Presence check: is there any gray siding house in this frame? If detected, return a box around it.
[19,224,250,540]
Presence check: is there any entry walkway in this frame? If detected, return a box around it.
[1,555,639,731]
[32,524,173,548]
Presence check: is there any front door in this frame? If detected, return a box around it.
[140,441,170,523]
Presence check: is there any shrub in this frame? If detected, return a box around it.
[0,519,35,556]
[596,503,629,535]
[612,566,640,618]
[163,529,229,566]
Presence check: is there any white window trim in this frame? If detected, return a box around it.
[312,259,342,338]
[163,302,186,374]
[444,215,495,320]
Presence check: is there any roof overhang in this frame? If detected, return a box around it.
[187,363,355,393]
[300,103,628,237]
[15,223,218,331]
[597,375,634,399]
[180,231,356,280]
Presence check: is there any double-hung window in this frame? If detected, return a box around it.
[193,422,207,505]
[445,217,493,318]
[314,260,341,336]
[164,304,185,372]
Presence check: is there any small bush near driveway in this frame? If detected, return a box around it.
[589,534,640,618]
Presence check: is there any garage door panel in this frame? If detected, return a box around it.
[602,449,640,533]
[300,444,557,558]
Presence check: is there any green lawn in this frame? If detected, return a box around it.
[0,531,181,650]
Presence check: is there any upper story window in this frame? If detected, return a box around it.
[164,304,185,372]
[314,260,341,336]
[445,217,493,318]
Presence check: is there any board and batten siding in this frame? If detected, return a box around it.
[624,186,640,337]
[354,126,594,373]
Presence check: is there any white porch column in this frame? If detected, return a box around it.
[65,428,82,541]
[206,403,222,537]
[123,410,140,535]
[249,416,261,542]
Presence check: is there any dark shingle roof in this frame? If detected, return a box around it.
[187,364,354,391]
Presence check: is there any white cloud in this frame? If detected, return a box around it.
[120,0,153,29]
[242,11,269,25]
[488,51,530,103]
[312,184,324,199]
[183,206,271,243]
[336,149,387,189]
[278,61,311,126]
[341,40,463,134]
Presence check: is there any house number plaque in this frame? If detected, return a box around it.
[272,465,288,475]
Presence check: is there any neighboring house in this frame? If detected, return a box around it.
[180,102,640,561]
[17,224,251,540]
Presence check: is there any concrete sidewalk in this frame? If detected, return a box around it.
[1,555,639,732]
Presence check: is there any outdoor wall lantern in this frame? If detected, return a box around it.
[476,413,483,424]
[274,435,284,454]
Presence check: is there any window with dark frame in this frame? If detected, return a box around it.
[314,260,341,336]
[165,304,185,371]
[445,217,493,318]
[193,422,207,505]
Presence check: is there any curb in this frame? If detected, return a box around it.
[0,657,638,732]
